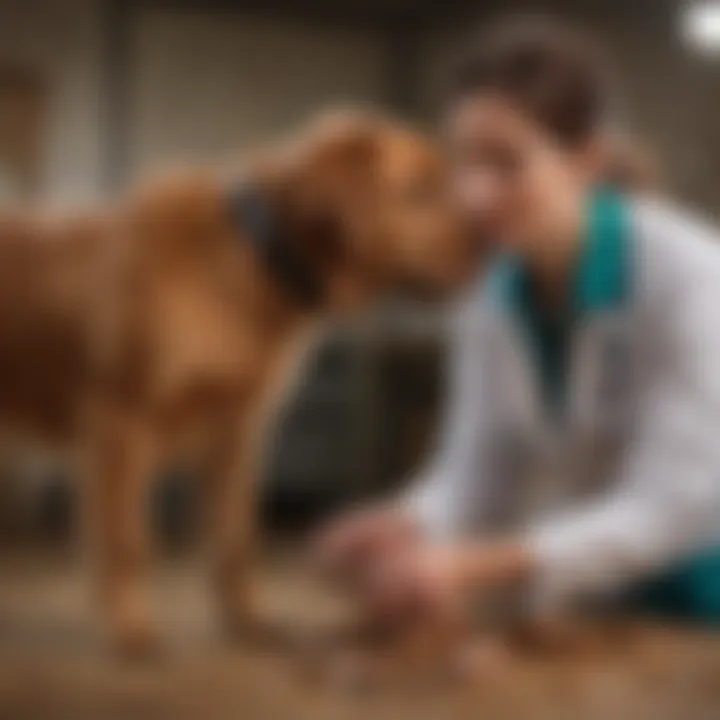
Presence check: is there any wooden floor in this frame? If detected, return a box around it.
[1,553,720,720]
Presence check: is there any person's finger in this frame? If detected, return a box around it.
[360,548,421,620]
[316,511,415,579]
[315,524,380,582]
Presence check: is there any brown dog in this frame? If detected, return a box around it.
[0,111,476,655]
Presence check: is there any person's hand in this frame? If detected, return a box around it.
[360,543,466,623]
[313,506,420,589]
[360,540,532,624]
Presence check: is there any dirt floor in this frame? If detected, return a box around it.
[2,552,720,720]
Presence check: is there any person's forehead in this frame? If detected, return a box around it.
[447,94,544,145]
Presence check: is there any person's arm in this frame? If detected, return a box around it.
[394,243,720,618]
[523,208,720,611]
[400,295,497,541]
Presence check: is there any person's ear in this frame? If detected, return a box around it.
[574,132,607,185]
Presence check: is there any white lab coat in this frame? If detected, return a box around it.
[404,198,720,610]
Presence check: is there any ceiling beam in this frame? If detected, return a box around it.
[136,0,474,28]
[100,0,138,191]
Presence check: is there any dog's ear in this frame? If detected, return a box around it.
[248,110,388,309]
[280,111,385,270]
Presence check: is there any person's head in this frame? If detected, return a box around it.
[445,16,610,260]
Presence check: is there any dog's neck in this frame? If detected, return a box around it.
[226,177,383,321]
[227,184,325,310]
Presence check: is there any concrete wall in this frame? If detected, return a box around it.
[0,0,104,205]
[0,2,391,203]
[132,10,389,175]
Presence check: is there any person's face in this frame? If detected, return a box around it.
[445,94,599,257]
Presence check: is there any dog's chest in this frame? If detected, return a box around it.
[147,285,319,452]
[145,288,257,430]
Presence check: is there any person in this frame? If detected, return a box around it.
[315,17,720,627]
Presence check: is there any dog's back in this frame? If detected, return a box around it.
[0,210,105,445]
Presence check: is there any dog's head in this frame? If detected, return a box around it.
[253,111,479,310]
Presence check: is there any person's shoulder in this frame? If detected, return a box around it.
[630,196,720,306]
[631,196,720,271]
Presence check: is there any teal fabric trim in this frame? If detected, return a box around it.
[627,548,720,626]
[573,187,628,315]
[484,188,629,411]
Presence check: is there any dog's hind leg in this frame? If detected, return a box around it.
[83,405,162,657]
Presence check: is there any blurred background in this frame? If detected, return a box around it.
[0,0,716,537]
[2,0,720,551]
[1,1,720,716]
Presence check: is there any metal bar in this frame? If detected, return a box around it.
[139,0,472,27]
[100,0,137,192]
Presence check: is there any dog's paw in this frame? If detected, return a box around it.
[111,620,163,660]
[105,594,162,660]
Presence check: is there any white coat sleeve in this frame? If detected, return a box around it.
[399,299,497,541]
[528,218,720,608]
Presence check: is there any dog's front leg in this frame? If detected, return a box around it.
[83,406,162,657]
[206,326,322,645]
[204,408,266,642]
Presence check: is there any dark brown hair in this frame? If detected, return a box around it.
[450,16,608,147]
